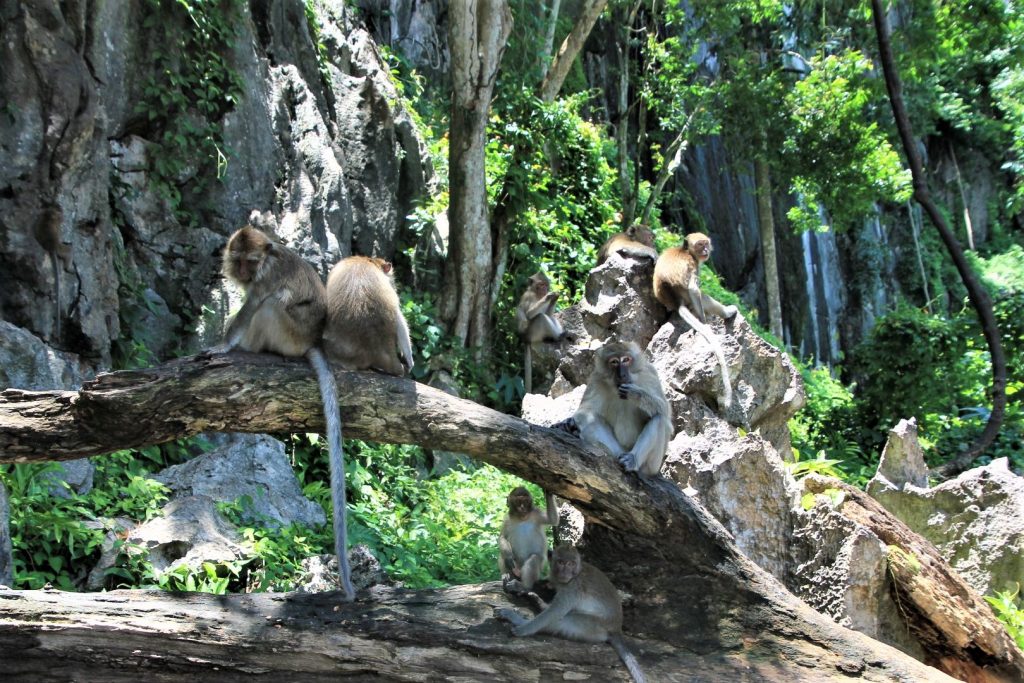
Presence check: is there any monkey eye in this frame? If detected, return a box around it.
[608,358,619,367]
[620,356,632,365]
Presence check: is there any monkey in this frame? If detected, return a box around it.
[498,487,559,594]
[496,544,647,683]
[32,205,71,341]
[653,232,738,408]
[215,224,355,601]
[596,223,658,266]
[573,341,672,477]
[516,272,569,394]
[321,256,414,376]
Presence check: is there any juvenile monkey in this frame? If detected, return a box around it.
[653,232,738,407]
[596,224,658,266]
[573,341,672,477]
[32,205,71,340]
[216,225,355,600]
[498,487,559,593]
[322,256,414,376]
[516,272,567,394]
[497,544,647,683]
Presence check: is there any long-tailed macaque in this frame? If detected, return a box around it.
[653,232,738,408]
[32,205,70,340]
[216,225,354,600]
[497,544,647,683]
[516,272,567,394]
[322,256,414,376]
[573,341,671,477]
[498,487,559,593]
[596,224,658,266]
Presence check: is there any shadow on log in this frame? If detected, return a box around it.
[0,353,1012,681]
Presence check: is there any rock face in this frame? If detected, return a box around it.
[0,1,431,365]
[868,421,1024,597]
[154,433,326,529]
[523,255,806,584]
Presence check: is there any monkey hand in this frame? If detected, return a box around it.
[494,608,528,632]
[618,451,640,473]
[550,417,580,438]
[617,382,645,400]
[723,305,739,321]
[401,351,415,374]
[544,291,559,303]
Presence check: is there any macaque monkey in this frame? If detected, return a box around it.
[32,205,71,340]
[498,487,559,593]
[497,544,647,683]
[596,224,658,266]
[216,224,355,601]
[322,256,414,376]
[516,272,567,394]
[653,232,738,407]
[573,341,671,477]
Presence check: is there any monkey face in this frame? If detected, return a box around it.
[685,232,712,263]
[606,353,633,398]
[507,488,534,517]
[550,546,581,584]
[628,224,655,247]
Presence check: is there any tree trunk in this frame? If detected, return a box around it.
[870,0,1006,478]
[639,106,701,226]
[538,0,608,103]
[540,0,562,79]
[442,0,512,351]
[1,353,1020,681]
[754,155,784,340]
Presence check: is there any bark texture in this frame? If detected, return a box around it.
[0,353,1012,681]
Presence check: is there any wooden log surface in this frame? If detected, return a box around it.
[0,353,1012,681]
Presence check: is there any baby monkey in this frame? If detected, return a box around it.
[498,487,559,594]
[653,232,738,407]
[497,544,647,683]
[217,224,355,601]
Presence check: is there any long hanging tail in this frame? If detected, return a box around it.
[306,346,355,601]
[608,635,647,683]
[677,305,732,408]
[524,344,533,395]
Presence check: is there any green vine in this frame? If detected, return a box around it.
[135,0,245,223]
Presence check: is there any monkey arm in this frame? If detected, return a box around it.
[515,304,531,335]
[618,412,670,475]
[512,591,574,637]
[220,292,272,349]
[395,311,415,371]
[525,294,557,319]
[542,492,559,527]
[498,533,517,576]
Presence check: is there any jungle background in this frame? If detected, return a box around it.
[0,0,1021,651]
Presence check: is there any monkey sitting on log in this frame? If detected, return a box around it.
[596,223,658,266]
[498,487,559,594]
[215,224,355,601]
[497,544,647,683]
[653,232,738,408]
[516,271,570,394]
[322,256,414,376]
[572,340,672,477]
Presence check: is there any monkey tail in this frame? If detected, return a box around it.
[524,344,533,395]
[50,251,61,342]
[677,306,732,408]
[306,346,355,601]
[608,635,647,683]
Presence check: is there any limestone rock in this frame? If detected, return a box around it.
[868,418,929,490]
[297,544,388,594]
[155,434,326,529]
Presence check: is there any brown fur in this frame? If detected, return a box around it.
[652,232,737,407]
[596,224,658,265]
[323,256,414,376]
[573,341,672,477]
[32,206,70,340]
[220,225,326,356]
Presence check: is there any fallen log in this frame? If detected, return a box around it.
[0,353,1011,681]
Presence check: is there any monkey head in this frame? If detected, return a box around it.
[528,272,550,297]
[506,486,535,518]
[549,544,582,585]
[626,224,655,247]
[597,341,640,399]
[223,225,273,285]
[684,232,713,264]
